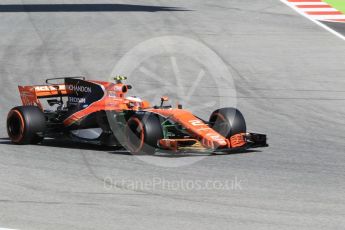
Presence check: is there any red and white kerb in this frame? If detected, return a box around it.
[287,0,345,23]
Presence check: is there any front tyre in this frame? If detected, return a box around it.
[125,113,163,154]
[7,106,46,144]
[209,107,246,138]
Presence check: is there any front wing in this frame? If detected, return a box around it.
[157,133,268,153]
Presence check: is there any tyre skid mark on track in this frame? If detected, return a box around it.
[0,199,97,206]
[81,153,270,211]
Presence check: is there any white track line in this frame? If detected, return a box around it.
[293,2,328,5]
[309,14,345,19]
[280,0,345,41]
[302,8,337,12]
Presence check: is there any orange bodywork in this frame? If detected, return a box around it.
[150,108,231,149]
[18,81,151,126]
[230,133,246,148]
[62,81,150,126]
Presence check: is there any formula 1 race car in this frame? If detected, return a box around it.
[6,76,267,154]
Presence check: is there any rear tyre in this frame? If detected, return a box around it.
[209,107,246,138]
[125,113,163,154]
[7,106,46,144]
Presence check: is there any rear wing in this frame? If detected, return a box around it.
[18,84,67,109]
[17,77,85,109]
[45,76,85,84]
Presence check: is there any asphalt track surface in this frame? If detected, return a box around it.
[324,21,345,36]
[1,1,345,229]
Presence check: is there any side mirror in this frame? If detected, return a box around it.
[160,96,169,107]
[161,96,169,102]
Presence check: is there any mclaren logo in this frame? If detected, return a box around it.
[68,84,92,93]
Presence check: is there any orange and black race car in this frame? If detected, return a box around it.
[6,76,267,154]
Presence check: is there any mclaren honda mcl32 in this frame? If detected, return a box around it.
[6,76,268,154]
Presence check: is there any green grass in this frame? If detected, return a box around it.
[323,0,345,14]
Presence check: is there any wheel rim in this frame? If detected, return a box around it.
[7,110,25,142]
[126,117,145,153]
[211,113,231,137]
